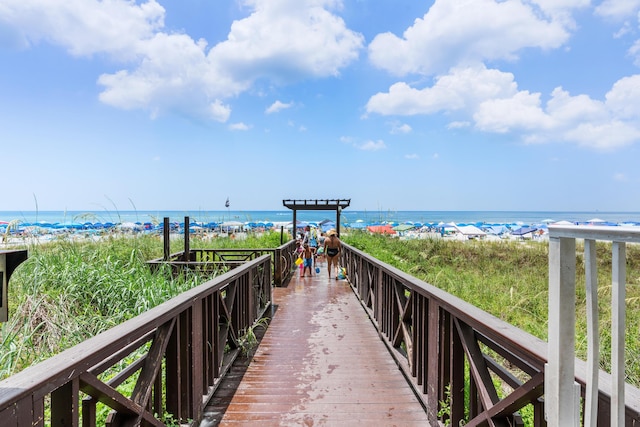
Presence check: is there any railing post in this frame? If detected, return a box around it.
[584,239,599,427]
[184,216,190,261]
[426,298,440,424]
[611,242,626,427]
[546,234,579,426]
[163,217,170,261]
[274,247,282,286]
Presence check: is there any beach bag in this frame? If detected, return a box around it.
[337,267,346,280]
[295,256,303,266]
[315,267,320,274]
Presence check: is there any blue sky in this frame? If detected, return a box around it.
[2,0,640,212]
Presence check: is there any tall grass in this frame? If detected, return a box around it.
[4,229,639,389]
[343,231,640,387]
[0,230,288,379]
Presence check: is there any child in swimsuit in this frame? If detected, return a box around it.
[301,243,315,277]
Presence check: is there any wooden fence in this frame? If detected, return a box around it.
[0,255,272,426]
[341,242,640,426]
[147,227,298,288]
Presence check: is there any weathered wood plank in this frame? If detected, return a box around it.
[206,267,428,425]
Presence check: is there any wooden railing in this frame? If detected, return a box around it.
[147,240,298,287]
[341,243,640,426]
[0,255,272,426]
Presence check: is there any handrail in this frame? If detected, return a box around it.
[547,225,640,427]
[340,241,640,426]
[147,240,298,287]
[0,255,273,426]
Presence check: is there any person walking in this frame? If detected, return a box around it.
[301,243,315,277]
[324,229,341,279]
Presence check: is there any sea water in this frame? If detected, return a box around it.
[1,210,640,226]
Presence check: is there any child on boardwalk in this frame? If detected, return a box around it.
[301,243,316,277]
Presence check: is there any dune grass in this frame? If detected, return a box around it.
[343,231,640,387]
[3,229,640,390]
[0,230,288,379]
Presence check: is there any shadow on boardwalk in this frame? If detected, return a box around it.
[203,263,429,426]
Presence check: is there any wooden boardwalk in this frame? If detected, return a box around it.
[204,262,429,426]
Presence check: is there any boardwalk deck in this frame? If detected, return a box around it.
[204,261,429,426]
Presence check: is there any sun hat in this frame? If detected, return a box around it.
[327,229,337,236]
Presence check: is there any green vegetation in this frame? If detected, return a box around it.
[3,227,640,394]
[343,231,640,387]
[0,230,288,379]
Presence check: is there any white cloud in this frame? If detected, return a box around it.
[368,65,640,150]
[474,91,552,133]
[368,0,571,77]
[390,122,412,134]
[229,122,251,131]
[209,0,364,82]
[366,64,517,116]
[595,0,640,20]
[448,121,471,129]
[0,0,363,121]
[363,0,640,150]
[340,136,354,143]
[357,139,386,151]
[563,121,640,150]
[0,0,165,58]
[606,76,640,120]
[266,100,294,114]
[405,153,419,159]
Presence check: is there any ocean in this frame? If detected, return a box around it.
[1,210,640,226]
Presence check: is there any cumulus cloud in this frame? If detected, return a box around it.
[0,0,165,57]
[390,122,412,134]
[0,0,363,121]
[209,0,364,83]
[357,139,386,151]
[595,0,640,20]
[368,63,640,149]
[366,65,517,116]
[266,100,294,114]
[364,0,640,150]
[368,0,570,77]
[229,122,251,131]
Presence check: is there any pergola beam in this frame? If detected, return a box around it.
[283,199,350,237]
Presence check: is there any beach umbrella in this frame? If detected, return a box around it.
[118,222,143,231]
[320,221,335,232]
[367,224,396,235]
[552,220,574,225]
[346,222,367,229]
[53,222,84,230]
[587,218,605,223]
[511,226,537,236]
[393,224,415,232]
[221,221,244,227]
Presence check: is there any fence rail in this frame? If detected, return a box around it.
[147,241,298,287]
[341,242,640,426]
[0,255,272,426]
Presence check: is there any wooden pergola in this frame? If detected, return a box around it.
[282,199,350,237]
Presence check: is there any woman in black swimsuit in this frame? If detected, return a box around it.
[324,229,341,279]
